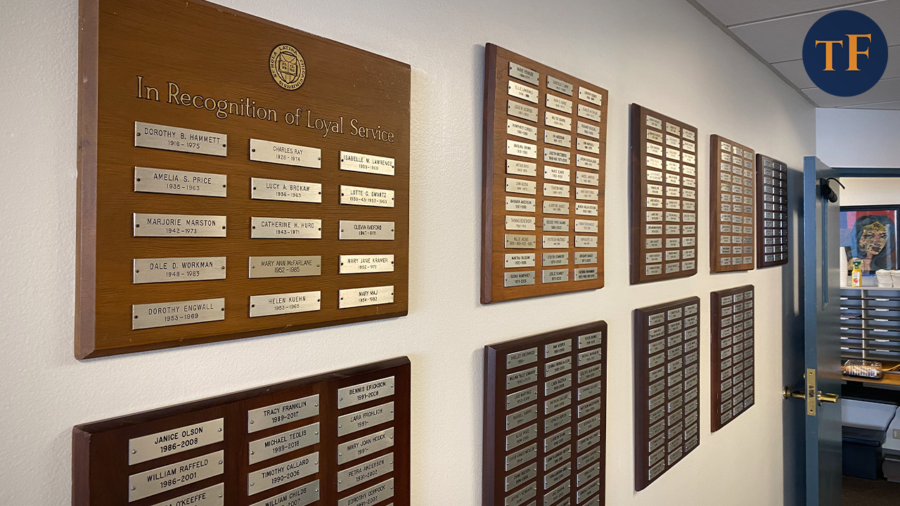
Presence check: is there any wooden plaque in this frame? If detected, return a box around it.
[756,154,789,268]
[633,297,700,491]
[73,357,410,506]
[481,44,608,303]
[483,322,607,506]
[710,286,755,431]
[709,136,755,273]
[629,105,699,285]
[76,0,410,358]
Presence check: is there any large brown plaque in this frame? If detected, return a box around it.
[756,154,789,268]
[483,322,607,506]
[710,286,755,431]
[76,0,410,358]
[629,105,699,285]
[709,135,755,273]
[481,44,608,303]
[633,297,700,490]
[73,357,410,506]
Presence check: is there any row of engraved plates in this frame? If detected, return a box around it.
[719,292,755,425]
[502,333,604,506]
[761,161,788,263]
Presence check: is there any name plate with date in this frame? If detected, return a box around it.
[75,0,409,358]
[73,357,411,506]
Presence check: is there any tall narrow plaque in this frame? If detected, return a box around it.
[629,105,699,284]
[482,44,608,303]
[710,286,755,431]
[710,135,755,273]
[634,297,701,490]
[72,357,411,506]
[484,322,607,506]
[756,154,789,268]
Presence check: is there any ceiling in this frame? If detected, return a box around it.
[688,0,900,109]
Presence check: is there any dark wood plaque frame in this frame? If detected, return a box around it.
[76,0,410,358]
[633,297,701,491]
[481,44,609,303]
[710,286,755,431]
[629,105,699,285]
[73,357,410,506]
[483,322,608,506]
[709,135,756,273]
[755,154,789,268]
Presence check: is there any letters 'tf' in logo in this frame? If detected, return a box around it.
[815,35,871,71]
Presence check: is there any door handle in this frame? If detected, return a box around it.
[783,387,805,400]
[817,392,839,405]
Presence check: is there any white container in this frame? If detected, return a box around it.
[892,270,900,288]
[877,270,894,288]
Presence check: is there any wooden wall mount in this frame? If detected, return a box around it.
[709,135,755,273]
[710,286,755,431]
[755,154,789,268]
[481,43,608,303]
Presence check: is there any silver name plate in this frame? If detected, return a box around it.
[340,151,395,176]
[251,178,322,203]
[340,185,394,207]
[250,139,321,168]
[338,428,394,465]
[337,453,394,492]
[338,377,395,409]
[249,422,319,465]
[128,450,224,502]
[247,452,318,496]
[507,368,538,390]
[507,348,538,368]
[134,122,226,157]
[339,221,395,241]
[337,402,394,437]
[249,481,319,506]
[134,167,226,198]
[151,484,224,506]
[249,256,321,278]
[248,395,319,433]
[340,255,395,274]
[337,478,394,506]
[132,298,224,330]
[339,286,394,309]
[509,62,539,85]
[504,271,535,287]
[251,217,321,239]
[129,418,224,465]
[507,444,537,471]
[134,257,226,284]
[134,213,226,238]
[249,291,321,317]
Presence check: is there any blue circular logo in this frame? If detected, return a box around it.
[803,10,887,97]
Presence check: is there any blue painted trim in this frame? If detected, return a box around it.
[833,168,900,177]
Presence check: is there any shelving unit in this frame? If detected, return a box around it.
[840,288,900,362]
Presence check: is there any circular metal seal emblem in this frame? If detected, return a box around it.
[269,44,306,90]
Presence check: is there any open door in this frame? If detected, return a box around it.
[787,156,843,505]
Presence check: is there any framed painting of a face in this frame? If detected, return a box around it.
[840,206,899,274]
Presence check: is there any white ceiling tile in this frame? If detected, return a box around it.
[771,59,816,89]
[693,0,865,27]
[803,77,900,106]
[842,100,900,109]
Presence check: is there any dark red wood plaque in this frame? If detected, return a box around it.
[709,135,755,273]
[73,357,410,506]
[483,322,607,506]
[633,297,700,490]
[710,286,755,431]
[755,154,789,268]
[629,105,699,285]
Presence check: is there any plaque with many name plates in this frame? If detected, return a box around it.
[633,297,700,490]
[710,286,755,431]
[709,136,755,273]
[481,43,608,303]
[755,154,789,268]
[629,105,699,285]
[72,357,410,506]
[483,322,607,506]
[75,0,410,358]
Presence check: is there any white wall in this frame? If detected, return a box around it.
[0,1,815,505]
[817,108,900,168]
[841,178,900,206]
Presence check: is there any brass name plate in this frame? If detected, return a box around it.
[249,291,321,317]
[247,452,319,496]
[340,151,396,176]
[337,478,394,506]
[248,481,319,506]
[132,298,225,330]
[133,213,226,238]
[249,256,321,278]
[128,450,225,502]
[248,422,320,465]
[339,221,396,240]
[134,167,226,197]
[338,376,395,409]
[337,428,395,465]
[339,255,395,274]
[337,401,395,437]
[340,185,395,207]
[336,453,394,492]
[133,257,226,284]
[128,418,224,465]
[339,286,394,309]
[251,217,321,239]
[250,178,322,203]
[248,395,319,433]
[134,121,227,157]
[249,139,321,168]
[150,484,224,506]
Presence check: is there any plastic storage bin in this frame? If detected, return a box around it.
[842,399,897,479]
